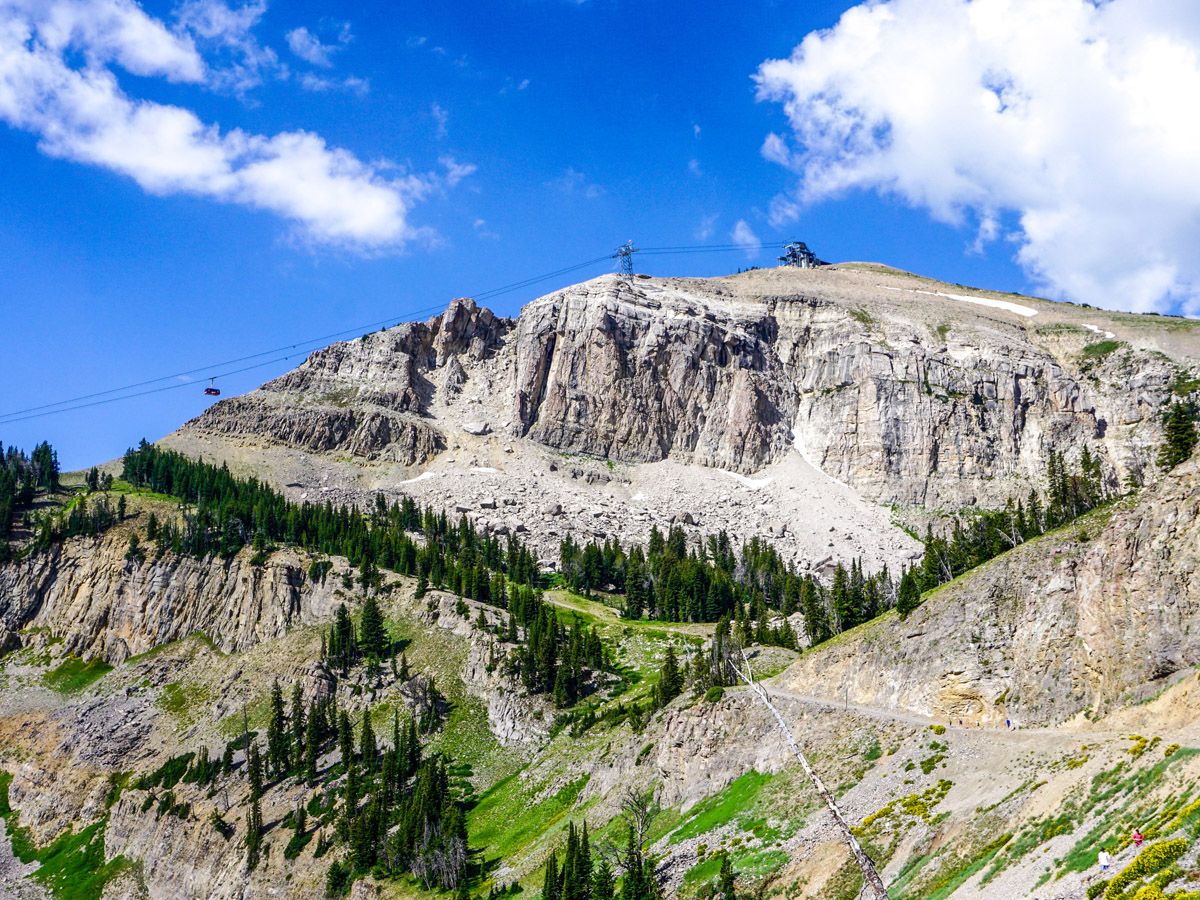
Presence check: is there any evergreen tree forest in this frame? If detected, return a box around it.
[914,448,1111,594]
[559,525,889,649]
[561,446,1116,645]
[121,443,608,708]
[0,440,59,562]
[120,441,538,590]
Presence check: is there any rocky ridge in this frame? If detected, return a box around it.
[170,265,1200,576]
[779,453,1200,727]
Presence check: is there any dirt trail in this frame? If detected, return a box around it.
[761,683,1124,747]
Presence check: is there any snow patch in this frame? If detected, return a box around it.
[471,467,500,474]
[721,470,773,490]
[398,472,435,485]
[1083,323,1116,340]
[884,286,1038,318]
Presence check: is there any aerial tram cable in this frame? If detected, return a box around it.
[0,241,795,425]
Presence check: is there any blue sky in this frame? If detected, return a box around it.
[2,0,1195,469]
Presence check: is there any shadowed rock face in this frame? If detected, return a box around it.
[181,269,1196,508]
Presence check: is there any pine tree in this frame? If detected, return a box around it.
[338,709,354,770]
[360,594,388,662]
[267,679,289,778]
[245,796,263,871]
[1159,400,1199,470]
[543,850,561,900]
[245,741,264,871]
[619,827,647,900]
[655,644,682,708]
[359,710,378,773]
[593,857,616,900]
[717,854,736,900]
[896,570,921,620]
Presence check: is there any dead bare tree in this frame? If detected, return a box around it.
[732,649,889,900]
[620,786,660,849]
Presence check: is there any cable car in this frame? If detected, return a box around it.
[203,378,221,397]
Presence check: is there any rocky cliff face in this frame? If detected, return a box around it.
[779,454,1200,726]
[0,528,342,665]
[179,267,1198,521]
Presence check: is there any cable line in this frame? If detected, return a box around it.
[1,241,780,426]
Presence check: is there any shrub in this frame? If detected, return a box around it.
[1087,880,1110,899]
[284,829,312,860]
[1104,838,1187,898]
[930,724,946,735]
[704,686,724,703]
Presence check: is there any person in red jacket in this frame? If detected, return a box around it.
[1133,829,1144,848]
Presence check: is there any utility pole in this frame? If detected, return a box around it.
[613,240,637,277]
[734,649,889,900]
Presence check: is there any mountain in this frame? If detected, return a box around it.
[167,264,1194,572]
[4,262,1200,900]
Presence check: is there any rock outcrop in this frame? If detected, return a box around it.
[779,455,1200,726]
[179,267,1198,517]
[0,530,341,664]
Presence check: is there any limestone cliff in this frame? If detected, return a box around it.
[178,266,1199,520]
[0,529,341,665]
[778,454,1200,726]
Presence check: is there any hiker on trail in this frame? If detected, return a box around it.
[1006,718,1011,729]
[1133,829,1144,848]
[1098,848,1112,872]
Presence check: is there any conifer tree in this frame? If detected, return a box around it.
[543,850,561,900]
[896,570,921,620]
[338,709,354,774]
[360,711,378,774]
[360,594,388,662]
[655,644,682,708]
[245,741,264,870]
[267,679,289,778]
[593,857,615,900]
[718,854,736,900]
[1159,400,1199,470]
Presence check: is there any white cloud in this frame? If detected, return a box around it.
[285,23,349,68]
[760,132,791,168]
[0,0,437,250]
[473,217,499,239]
[687,158,702,177]
[23,0,206,82]
[174,0,278,93]
[695,213,717,241]
[439,155,476,188]
[756,0,1200,313]
[548,167,603,199]
[298,72,368,96]
[731,219,761,257]
[692,123,701,139]
[431,101,448,139]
